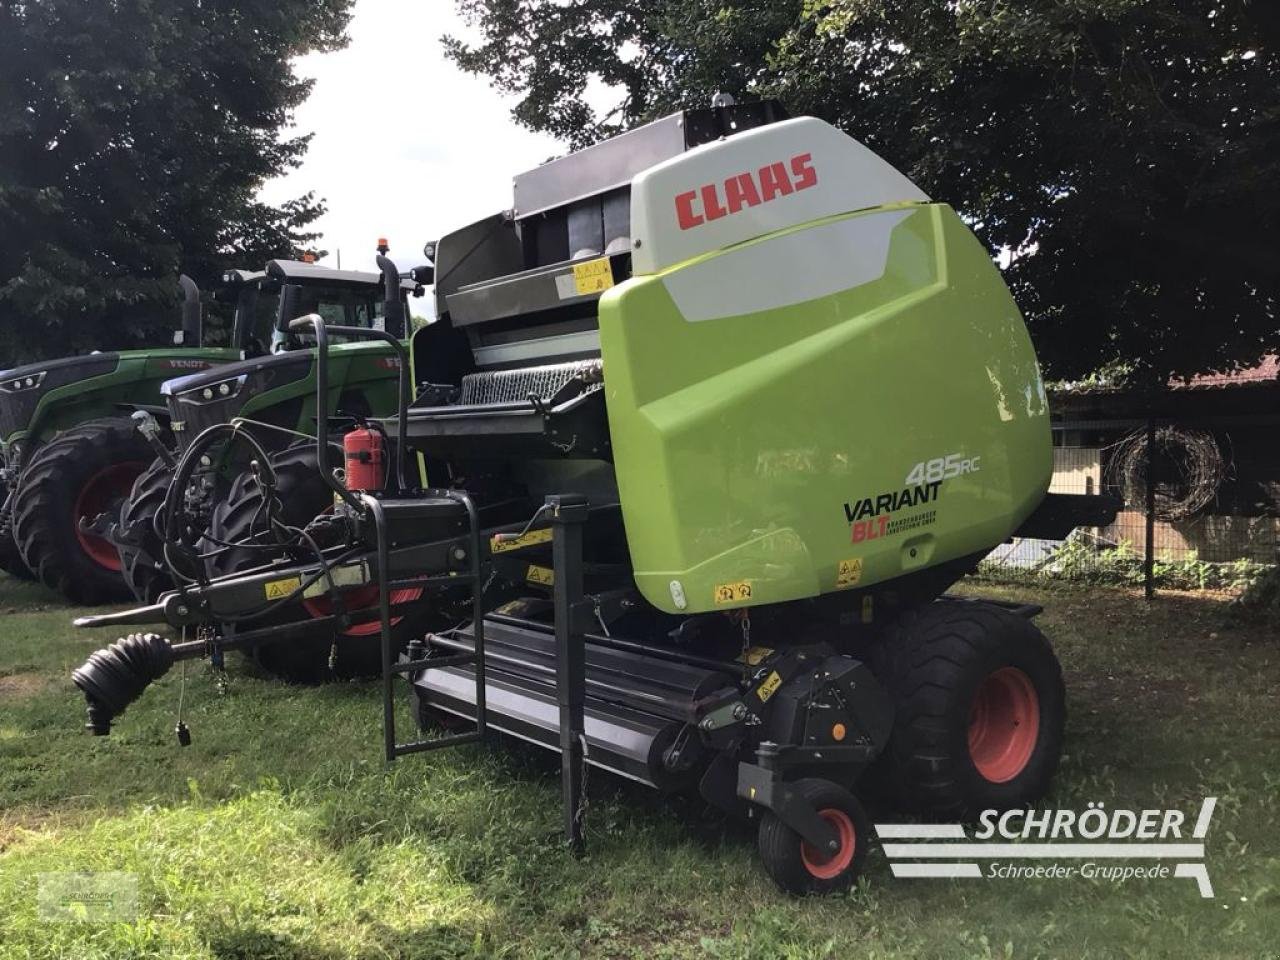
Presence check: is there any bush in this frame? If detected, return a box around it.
[979,533,1273,593]
[1230,564,1280,621]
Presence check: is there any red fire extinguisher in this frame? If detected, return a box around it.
[343,425,384,492]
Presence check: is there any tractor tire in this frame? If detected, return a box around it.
[116,458,178,604]
[870,599,1065,820]
[206,442,430,683]
[0,478,35,580]
[757,778,870,896]
[13,418,152,604]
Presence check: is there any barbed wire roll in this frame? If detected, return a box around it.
[1107,426,1224,521]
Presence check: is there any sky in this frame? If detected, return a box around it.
[258,0,568,278]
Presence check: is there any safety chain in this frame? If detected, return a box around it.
[576,732,590,839]
[198,623,228,695]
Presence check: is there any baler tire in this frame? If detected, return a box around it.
[206,442,430,684]
[870,599,1065,819]
[117,458,177,604]
[757,779,870,896]
[12,419,153,604]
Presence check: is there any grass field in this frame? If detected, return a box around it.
[0,575,1277,959]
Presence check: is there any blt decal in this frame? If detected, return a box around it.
[843,482,942,543]
[675,153,818,231]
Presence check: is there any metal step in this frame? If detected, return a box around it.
[409,617,738,788]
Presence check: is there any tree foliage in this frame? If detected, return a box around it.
[447,0,1279,383]
[0,0,354,362]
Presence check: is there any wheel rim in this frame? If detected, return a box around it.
[301,585,423,637]
[968,666,1040,783]
[73,462,146,572]
[800,808,857,880]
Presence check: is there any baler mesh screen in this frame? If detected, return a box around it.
[458,360,602,406]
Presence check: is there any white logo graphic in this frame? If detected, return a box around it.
[876,797,1217,897]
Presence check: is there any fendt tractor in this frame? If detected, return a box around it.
[0,274,230,587]
[73,101,1114,894]
[109,248,429,635]
[0,258,418,605]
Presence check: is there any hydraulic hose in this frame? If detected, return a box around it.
[159,419,279,588]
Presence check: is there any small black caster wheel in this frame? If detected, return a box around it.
[757,778,870,895]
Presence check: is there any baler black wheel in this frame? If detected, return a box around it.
[12,418,154,604]
[871,599,1065,819]
[207,441,431,683]
[757,779,870,896]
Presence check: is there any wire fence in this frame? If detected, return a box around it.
[984,411,1280,594]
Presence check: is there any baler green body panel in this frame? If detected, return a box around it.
[599,203,1050,614]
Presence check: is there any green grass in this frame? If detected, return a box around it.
[1,576,1277,959]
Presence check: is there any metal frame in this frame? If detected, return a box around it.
[372,491,488,760]
[548,493,589,853]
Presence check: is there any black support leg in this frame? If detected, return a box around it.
[549,493,588,855]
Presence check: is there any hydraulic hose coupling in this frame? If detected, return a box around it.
[343,425,384,492]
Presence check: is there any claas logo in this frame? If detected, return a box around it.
[674,153,818,230]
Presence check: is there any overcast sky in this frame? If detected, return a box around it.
[258,1,568,276]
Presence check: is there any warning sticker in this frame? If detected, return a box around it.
[526,564,555,586]
[756,670,783,703]
[264,576,302,600]
[835,558,864,589]
[571,257,614,296]
[490,528,553,553]
[302,562,367,599]
[714,580,753,605]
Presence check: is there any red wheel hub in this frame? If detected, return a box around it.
[800,808,857,880]
[73,462,146,572]
[968,666,1040,783]
[302,585,423,637]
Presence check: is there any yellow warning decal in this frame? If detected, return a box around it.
[264,575,302,600]
[490,528,553,554]
[835,557,864,589]
[714,580,753,605]
[757,670,783,703]
[526,564,555,586]
[736,645,774,666]
[572,257,614,296]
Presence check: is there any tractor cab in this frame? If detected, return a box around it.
[262,257,420,354]
[211,261,420,358]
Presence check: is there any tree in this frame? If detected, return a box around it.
[446,0,1279,383]
[0,0,354,362]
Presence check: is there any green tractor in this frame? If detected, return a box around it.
[4,258,420,604]
[110,247,429,619]
[0,274,244,592]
